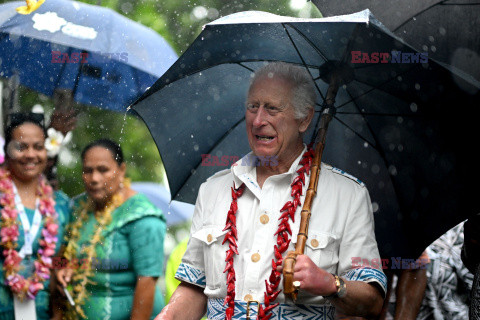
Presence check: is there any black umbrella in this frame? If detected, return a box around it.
[131,10,480,261]
[311,0,480,82]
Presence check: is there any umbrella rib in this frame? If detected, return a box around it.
[282,23,327,102]
[52,46,73,90]
[336,65,421,111]
[237,62,256,73]
[393,0,448,32]
[191,116,246,173]
[332,115,377,149]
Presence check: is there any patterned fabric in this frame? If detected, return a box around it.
[176,262,206,287]
[345,268,387,293]
[387,222,473,320]
[417,222,473,320]
[0,191,70,320]
[207,298,335,320]
[69,193,166,320]
[471,263,480,319]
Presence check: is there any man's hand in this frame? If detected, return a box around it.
[278,253,384,317]
[278,254,337,296]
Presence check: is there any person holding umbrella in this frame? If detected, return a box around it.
[156,62,386,320]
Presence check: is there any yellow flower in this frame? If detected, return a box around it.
[16,0,45,15]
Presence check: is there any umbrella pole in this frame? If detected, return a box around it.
[283,74,341,301]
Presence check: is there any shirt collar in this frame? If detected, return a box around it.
[231,145,308,191]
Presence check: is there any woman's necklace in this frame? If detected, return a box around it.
[63,183,127,319]
[0,168,58,300]
[223,149,313,320]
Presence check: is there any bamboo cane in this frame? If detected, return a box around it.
[283,75,341,301]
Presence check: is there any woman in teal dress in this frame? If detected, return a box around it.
[0,113,70,320]
[55,139,166,320]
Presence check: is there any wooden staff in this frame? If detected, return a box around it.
[283,73,341,301]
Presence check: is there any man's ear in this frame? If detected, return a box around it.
[299,107,315,133]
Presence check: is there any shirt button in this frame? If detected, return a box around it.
[260,214,269,224]
[244,294,253,301]
[207,234,213,242]
[251,253,261,262]
[311,239,319,248]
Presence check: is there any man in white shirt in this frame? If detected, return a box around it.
[156,62,386,320]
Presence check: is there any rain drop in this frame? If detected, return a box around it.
[371,164,380,174]
[410,103,418,112]
[414,83,421,90]
[372,202,379,213]
[388,165,397,176]
[363,142,369,148]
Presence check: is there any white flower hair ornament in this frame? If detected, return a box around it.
[45,128,72,157]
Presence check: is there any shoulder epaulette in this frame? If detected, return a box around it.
[328,166,365,187]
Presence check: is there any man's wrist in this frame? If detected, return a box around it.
[323,274,347,299]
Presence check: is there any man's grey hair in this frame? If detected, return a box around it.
[249,62,316,120]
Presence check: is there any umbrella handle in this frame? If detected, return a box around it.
[283,104,335,301]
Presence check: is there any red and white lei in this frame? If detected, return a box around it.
[0,168,58,300]
[223,149,314,320]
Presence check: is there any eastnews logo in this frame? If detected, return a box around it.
[352,256,429,269]
[51,51,128,63]
[351,51,428,64]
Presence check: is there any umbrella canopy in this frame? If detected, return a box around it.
[311,0,480,81]
[131,10,480,260]
[131,182,194,226]
[0,0,177,111]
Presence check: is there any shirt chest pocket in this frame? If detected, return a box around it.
[192,225,227,290]
[292,230,339,272]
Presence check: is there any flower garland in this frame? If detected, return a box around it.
[0,168,58,301]
[63,181,128,319]
[223,149,313,320]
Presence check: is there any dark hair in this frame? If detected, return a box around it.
[81,139,124,165]
[3,112,47,156]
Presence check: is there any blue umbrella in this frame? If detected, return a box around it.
[131,182,195,226]
[0,0,177,111]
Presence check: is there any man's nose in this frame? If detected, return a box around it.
[252,106,268,127]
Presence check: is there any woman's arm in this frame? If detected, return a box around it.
[130,276,158,320]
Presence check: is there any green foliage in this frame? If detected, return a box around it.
[56,107,164,197]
